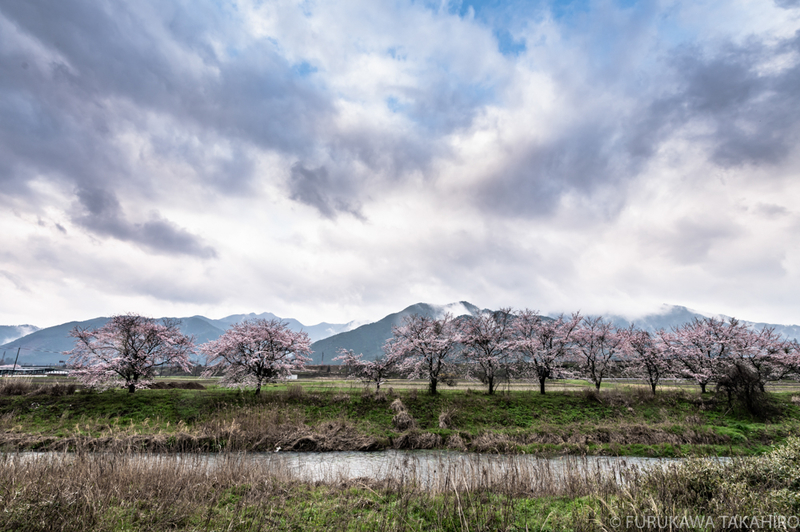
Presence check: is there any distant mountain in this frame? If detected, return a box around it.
[309,301,484,364]
[200,312,362,342]
[5,302,798,367]
[0,325,39,346]
[0,313,357,366]
[608,305,800,341]
[0,318,109,365]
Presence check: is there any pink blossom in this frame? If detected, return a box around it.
[67,314,194,393]
[572,316,627,391]
[201,318,312,395]
[334,348,399,390]
[458,308,516,395]
[385,313,460,395]
[670,317,749,393]
[511,310,581,394]
[621,325,672,395]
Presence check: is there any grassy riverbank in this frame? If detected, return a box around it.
[1,379,798,455]
[2,438,799,531]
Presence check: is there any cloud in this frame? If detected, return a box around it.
[73,187,217,258]
[634,36,800,169]
[775,0,800,9]
[288,164,363,219]
[1,0,800,328]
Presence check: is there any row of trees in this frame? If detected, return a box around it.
[67,315,311,395]
[338,310,800,401]
[67,311,800,404]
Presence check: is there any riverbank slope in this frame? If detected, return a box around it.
[1,381,797,456]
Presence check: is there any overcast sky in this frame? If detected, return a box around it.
[2,0,800,328]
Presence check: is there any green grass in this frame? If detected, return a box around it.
[1,381,798,455]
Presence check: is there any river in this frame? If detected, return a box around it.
[10,450,691,491]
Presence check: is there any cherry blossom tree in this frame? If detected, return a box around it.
[744,327,799,389]
[715,325,800,411]
[201,318,312,395]
[334,348,399,390]
[385,313,460,395]
[458,308,515,395]
[671,317,748,394]
[67,314,195,393]
[572,316,626,391]
[622,325,672,395]
[511,310,581,395]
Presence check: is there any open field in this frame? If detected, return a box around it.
[1,377,799,456]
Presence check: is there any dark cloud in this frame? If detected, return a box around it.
[477,120,630,218]
[0,0,470,227]
[478,30,800,218]
[775,0,800,9]
[73,187,217,258]
[0,0,332,203]
[289,164,362,219]
[632,38,800,169]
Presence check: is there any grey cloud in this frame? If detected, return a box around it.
[775,0,800,9]
[479,31,800,219]
[289,164,363,219]
[645,217,741,265]
[0,0,458,224]
[636,39,800,169]
[0,1,332,199]
[478,121,629,218]
[0,269,30,292]
[73,187,217,258]
[754,203,789,218]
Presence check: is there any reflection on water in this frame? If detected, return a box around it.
[10,450,688,492]
[258,450,676,484]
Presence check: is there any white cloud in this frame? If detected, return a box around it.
[1,0,800,329]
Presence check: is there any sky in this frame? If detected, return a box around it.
[2,0,800,329]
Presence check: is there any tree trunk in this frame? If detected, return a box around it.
[429,378,438,395]
[539,377,547,395]
[651,382,657,395]
[487,375,495,395]
[255,381,262,396]
[700,382,707,394]
[127,382,136,394]
[595,380,601,391]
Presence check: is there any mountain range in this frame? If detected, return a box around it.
[0,312,366,366]
[2,302,799,366]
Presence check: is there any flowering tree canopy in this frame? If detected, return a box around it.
[670,317,748,393]
[512,310,581,395]
[385,313,460,395]
[458,308,516,395]
[67,314,195,393]
[573,316,626,391]
[741,326,799,388]
[622,326,672,395]
[334,348,398,390]
[201,318,312,395]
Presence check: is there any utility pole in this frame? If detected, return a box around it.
[12,347,21,374]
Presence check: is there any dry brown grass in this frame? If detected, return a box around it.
[0,448,638,531]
